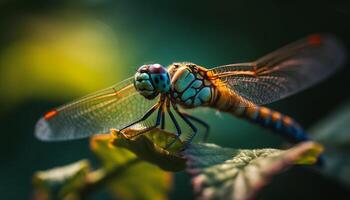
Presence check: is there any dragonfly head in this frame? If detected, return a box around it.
[134,64,171,99]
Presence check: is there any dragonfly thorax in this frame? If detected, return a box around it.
[134,64,171,99]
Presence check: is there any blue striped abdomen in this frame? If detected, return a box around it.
[242,106,309,143]
[212,87,309,144]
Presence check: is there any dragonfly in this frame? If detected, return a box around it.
[35,34,346,147]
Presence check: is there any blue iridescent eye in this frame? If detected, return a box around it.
[134,64,171,99]
[150,73,170,93]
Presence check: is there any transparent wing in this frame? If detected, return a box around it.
[210,34,346,105]
[35,77,158,141]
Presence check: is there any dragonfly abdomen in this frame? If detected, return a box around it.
[243,106,309,143]
[213,87,309,143]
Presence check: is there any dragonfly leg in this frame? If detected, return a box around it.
[181,113,210,142]
[164,102,182,149]
[172,103,198,149]
[120,103,161,131]
[160,107,166,130]
[128,103,164,138]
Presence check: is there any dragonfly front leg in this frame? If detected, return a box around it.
[160,107,166,129]
[120,95,168,136]
[127,102,164,139]
[164,100,182,149]
[119,103,160,132]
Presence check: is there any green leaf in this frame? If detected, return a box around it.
[309,102,350,186]
[32,128,183,200]
[90,134,173,200]
[184,142,323,200]
[110,128,186,171]
[33,159,90,200]
[90,134,137,172]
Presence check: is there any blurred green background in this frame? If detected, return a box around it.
[0,1,349,199]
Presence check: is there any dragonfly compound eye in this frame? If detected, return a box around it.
[134,64,169,99]
[148,64,171,93]
[134,65,159,99]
